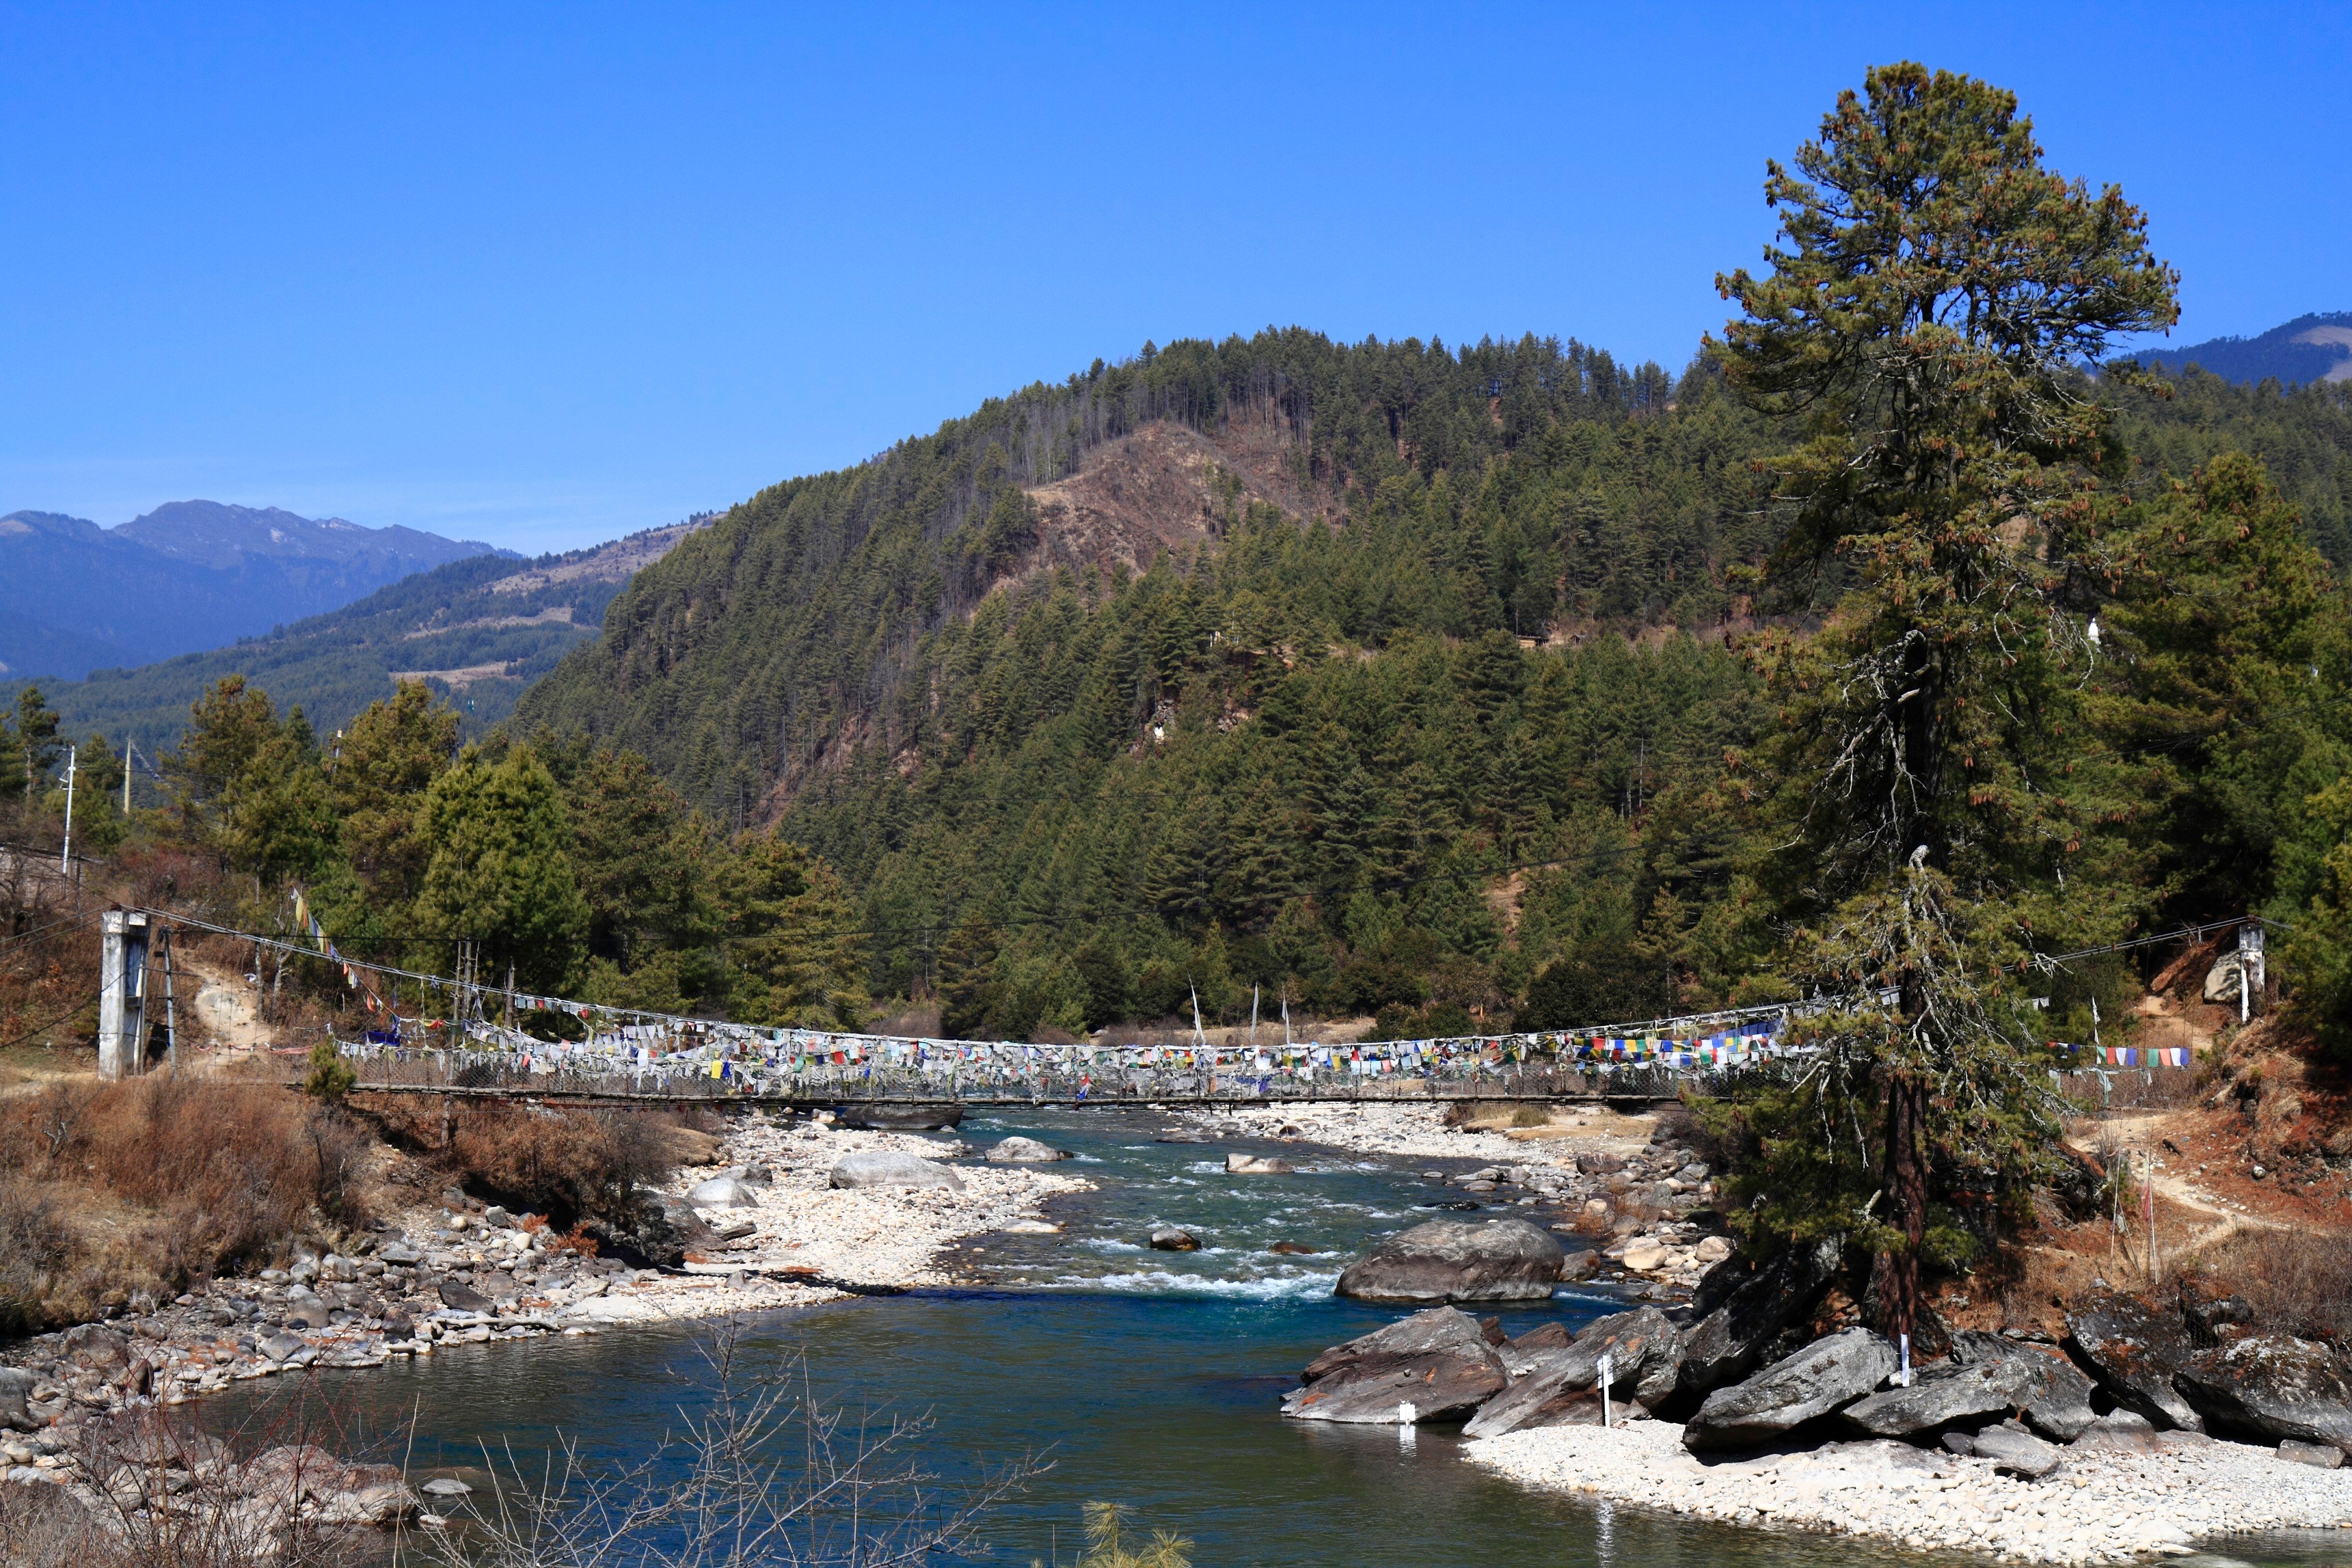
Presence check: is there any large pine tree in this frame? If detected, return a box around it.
[1710,64,2179,1343]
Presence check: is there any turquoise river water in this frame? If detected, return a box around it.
[214,1109,2347,1567]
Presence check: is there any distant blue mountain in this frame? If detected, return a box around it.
[0,501,511,680]
[2115,311,2352,387]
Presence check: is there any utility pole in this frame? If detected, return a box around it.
[59,746,76,873]
[122,739,134,815]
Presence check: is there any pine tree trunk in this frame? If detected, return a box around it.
[1876,1072,1929,1345]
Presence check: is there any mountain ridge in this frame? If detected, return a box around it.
[0,499,508,679]
[37,515,713,746]
[2117,310,2352,386]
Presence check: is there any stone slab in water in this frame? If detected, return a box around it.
[1285,1306,1507,1424]
[1335,1218,1563,1304]
[986,1137,1068,1163]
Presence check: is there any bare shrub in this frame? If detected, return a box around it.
[0,1077,371,1298]
[444,1106,677,1225]
[0,1174,74,1332]
[419,1320,1042,1568]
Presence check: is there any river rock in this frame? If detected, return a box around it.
[2068,1410,2165,1453]
[2281,1439,2346,1468]
[1683,1328,1899,1453]
[2064,1291,2204,1431]
[1149,1227,1200,1251]
[438,1280,494,1313]
[258,1331,310,1364]
[1667,1237,1840,1409]
[63,1324,129,1370]
[1335,1218,1563,1305]
[1226,1153,1296,1175]
[2174,1333,2352,1450]
[1973,1422,2063,1478]
[283,1296,335,1331]
[985,1137,1068,1164]
[0,1368,33,1432]
[686,1176,762,1208]
[1463,1307,1684,1438]
[1283,1306,1508,1424]
[377,1240,423,1266]
[829,1151,966,1192]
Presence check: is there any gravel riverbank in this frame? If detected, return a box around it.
[0,1113,1089,1450]
[1468,1418,2352,1564]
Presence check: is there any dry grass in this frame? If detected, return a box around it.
[2179,1227,2352,1346]
[0,1077,372,1323]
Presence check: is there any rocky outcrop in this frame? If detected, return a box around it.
[2064,1291,2204,1431]
[1282,1306,1508,1424]
[828,1151,965,1191]
[1462,1307,1683,1438]
[985,1137,1068,1163]
[2174,1334,2352,1452]
[1335,1218,1563,1305]
[1683,1328,1898,1453]
[1666,1238,1840,1411]
[1840,1332,2097,1443]
[1954,1331,2099,1442]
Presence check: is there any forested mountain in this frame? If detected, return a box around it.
[2115,311,2352,387]
[0,500,503,679]
[40,517,710,748]
[510,330,2352,1039]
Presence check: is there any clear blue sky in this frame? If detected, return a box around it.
[3,3,2342,555]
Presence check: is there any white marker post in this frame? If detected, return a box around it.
[1597,1351,1615,1428]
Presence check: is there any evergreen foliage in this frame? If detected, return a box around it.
[1702,61,2180,1341]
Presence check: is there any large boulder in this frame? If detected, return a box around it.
[1462,1307,1683,1438]
[986,1137,1068,1164]
[1665,1238,1840,1412]
[1841,1331,2097,1442]
[1953,1331,2099,1443]
[829,1151,966,1192]
[687,1175,762,1208]
[2173,1334,2352,1451]
[1335,1218,1563,1305]
[2064,1292,2204,1432]
[1683,1328,1898,1453]
[1226,1153,1296,1175]
[1282,1306,1508,1424]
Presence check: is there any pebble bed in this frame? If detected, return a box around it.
[1468,1418,2352,1564]
[661,1113,1092,1296]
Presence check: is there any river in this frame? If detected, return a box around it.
[214,1109,2345,1567]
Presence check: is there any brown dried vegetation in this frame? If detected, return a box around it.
[0,1078,371,1325]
